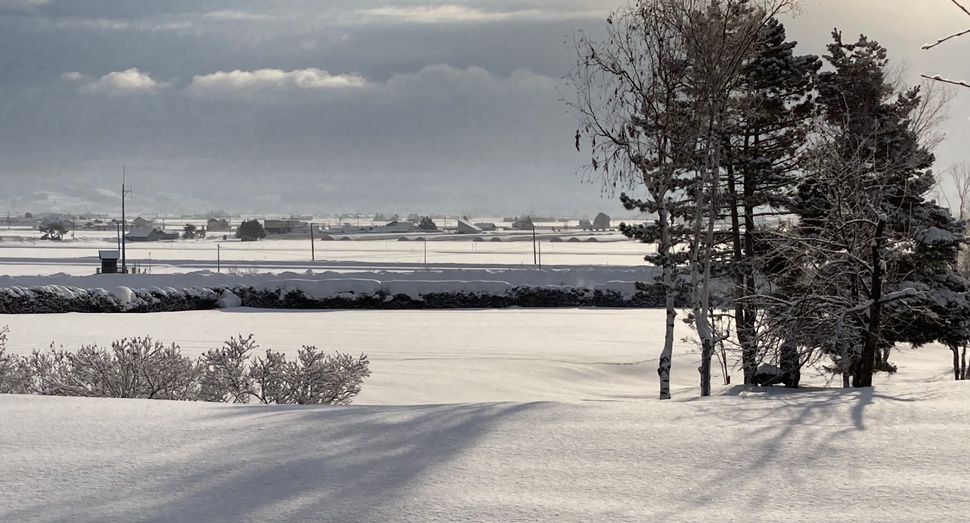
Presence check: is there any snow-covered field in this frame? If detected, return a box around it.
[1,308,968,522]
[0,230,648,276]
[1,234,968,522]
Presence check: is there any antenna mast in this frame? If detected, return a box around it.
[121,165,132,273]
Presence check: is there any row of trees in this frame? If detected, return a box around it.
[570,0,969,398]
[0,330,370,404]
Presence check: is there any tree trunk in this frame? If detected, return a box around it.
[961,344,967,380]
[695,161,719,397]
[700,336,713,396]
[855,217,886,388]
[725,159,753,384]
[658,206,676,400]
[952,344,962,381]
[780,339,800,387]
[741,158,759,385]
[841,344,851,388]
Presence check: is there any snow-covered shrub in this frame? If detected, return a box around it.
[0,330,372,404]
[249,346,370,405]
[197,334,257,403]
[21,338,198,399]
[0,326,31,394]
[249,349,289,404]
[283,346,370,405]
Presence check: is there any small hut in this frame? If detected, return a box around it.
[98,250,120,274]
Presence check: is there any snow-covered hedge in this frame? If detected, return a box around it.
[0,331,370,405]
[0,285,221,313]
[0,278,682,313]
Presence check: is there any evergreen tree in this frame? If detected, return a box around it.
[773,31,968,387]
[236,219,267,242]
[719,17,821,385]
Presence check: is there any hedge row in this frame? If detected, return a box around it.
[0,282,687,314]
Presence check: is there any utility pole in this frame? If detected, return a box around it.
[310,223,315,261]
[532,225,537,265]
[121,166,132,273]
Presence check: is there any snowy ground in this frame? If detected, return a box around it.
[0,229,648,276]
[1,233,967,521]
[1,309,968,522]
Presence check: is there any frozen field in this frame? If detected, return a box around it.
[1,308,968,522]
[1,230,967,522]
[0,230,649,276]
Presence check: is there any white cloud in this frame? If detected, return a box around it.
[60,71,90,82]
[77,68,168,95]
[356,4,610,24]
[0,0,49,12]
[146,21,192,32]
[384,64,557,95]
[48,16,191,33]
[187,68,367,93]
[55,18,129,31]
[357,5,519,23]
[202,10,271,21]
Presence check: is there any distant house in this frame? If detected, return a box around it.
[407,213,420,223]
[125,227,179,242]
[373,220,415,233]
[207,218,229,232]
[511,216,535,230]
[131,217,153,229]
[474,222,497,232]
[329,221,415,234]
[456,219,483,234]
[264,219,306,234]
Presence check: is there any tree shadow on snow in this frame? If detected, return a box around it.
[4,401,548,523]
[647,386,938,520]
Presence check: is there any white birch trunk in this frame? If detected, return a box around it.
[658,204,676,400]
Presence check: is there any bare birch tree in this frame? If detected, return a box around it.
[569,0,795,397]
[568,0,693,400]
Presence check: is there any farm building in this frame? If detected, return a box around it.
[124,228,179,242]
[207,218,229,231]
[457,219,483,234]
[264,219,308,234]
[130,217,153,229]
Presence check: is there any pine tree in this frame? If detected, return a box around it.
[719,17,820,385]
[775,31,969,387]
[236,219,266,241]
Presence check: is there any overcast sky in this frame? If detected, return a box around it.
[1,0,969,216]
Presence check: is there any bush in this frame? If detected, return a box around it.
[0,329,370,405]
[20,338,198,399]
[197,334,256,403]
[0,327,31,394]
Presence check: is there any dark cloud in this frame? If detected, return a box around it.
[0,0,967,216]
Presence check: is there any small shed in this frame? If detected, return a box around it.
[98,250,120,274]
